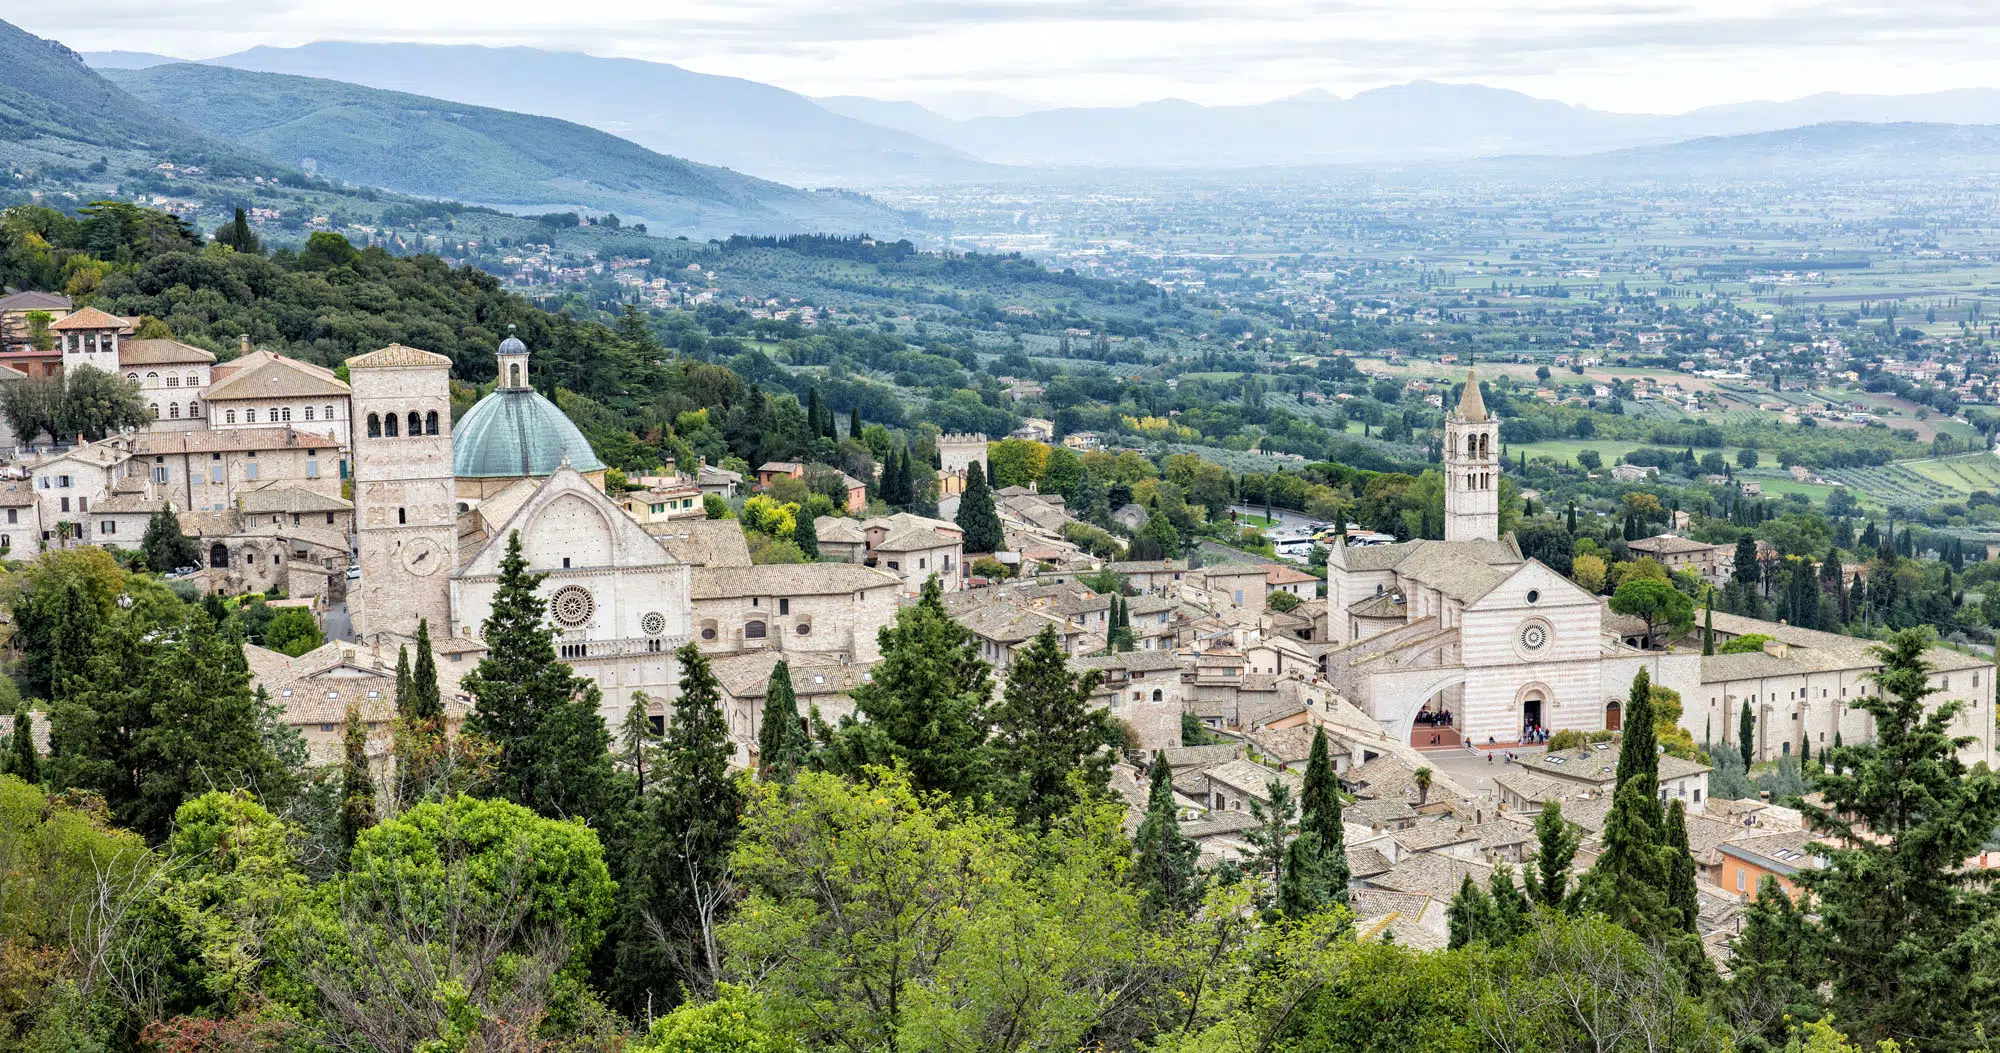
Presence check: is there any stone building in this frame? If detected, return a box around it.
[349,344,460,643]
[204,347,354,446]
[690,563,901,663]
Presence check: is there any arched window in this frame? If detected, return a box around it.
[397,507,406,525]
[303,406,315,421]
[366,413,381,438]
[168,403,180,419]
[245,409,257,423]
[148,403,159,419]
[407,411,421,436]
[509,363,522,387]
[324,404,335,419]
[186,374,198,386]
[125,372,138,382]
[209,543,229,568]
[384,414,399,437]
[226,410,237,424]
[145,371,158,381]
[745,621,767,639]
[188,401,200,417]
[1480,433,1490,459]
[280,407,291,422]
[166,376,178,388]
[425,410,439,435]
[1151,688,1164,702]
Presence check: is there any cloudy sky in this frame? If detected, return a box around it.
[14,0,2000,115]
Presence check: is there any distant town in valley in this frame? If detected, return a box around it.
[4,11,2000,1053]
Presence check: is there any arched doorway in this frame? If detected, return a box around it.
[1516,683,1551,743]
[1605,699,1623,732]
[209,543,229,569]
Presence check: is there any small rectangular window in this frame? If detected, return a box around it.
[779,598,790,615]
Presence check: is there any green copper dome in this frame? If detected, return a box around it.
[452,388,606,478]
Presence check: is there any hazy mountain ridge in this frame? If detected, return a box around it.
[197,42,994,185]
[102,63,922,239]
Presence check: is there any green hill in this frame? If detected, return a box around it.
[103,63,919,238]
[0,21,279,177]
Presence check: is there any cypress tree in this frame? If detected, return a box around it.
[756,659,807,783]
[806,387,825,441]
[792,509,820,559]
[1488,864,1530,942]
[619,692,660,795]
[461,531,621,829]
[955,461,1003,553]
[1525,799,1578,910]
[986,624,1118,831]
[1615,666,1659,794]
[1447,873,1494,949]
[1662,799,1699,935]
[613,642,744,1013]
[339,703,376,857]
[832,576,993,798]
[898,444,917,507]
[1702,595,1715,656]
[1739,700,1756,769]
[849,406,862,440]
[1134,756,1201,921]
[1583,773,1672,937]
[6,709,38,783]
[409,619,442,721]
[1566,501,1577,534]
[1279,726,1348,916]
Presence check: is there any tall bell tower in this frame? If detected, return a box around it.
[1444,368,1500,543]
[346,343,458,642]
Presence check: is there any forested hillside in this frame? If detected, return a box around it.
[102,64,921,239]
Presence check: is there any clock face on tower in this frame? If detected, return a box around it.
[402,536,442,576]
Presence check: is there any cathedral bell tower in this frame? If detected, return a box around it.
[1444,368,1500,543]
[346,343,459,643]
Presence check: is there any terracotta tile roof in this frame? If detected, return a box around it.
[691,563,902,600]
[120,338,216,365]
[711,651,867,700]
[204,350,348,401]
[236,485,351,515]
[49,306,131,331]
[0,291,71,312]
[132,426,340,454]
[1367,853,1492,902]
[649,519,753,568]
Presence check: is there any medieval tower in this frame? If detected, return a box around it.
[1443,368,1500,543]
[347,343,458,642]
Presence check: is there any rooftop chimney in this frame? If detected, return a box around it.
[239,334,251,356]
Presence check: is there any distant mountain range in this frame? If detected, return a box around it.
[101,63,918,239]
[64,37,2000,185]
[176,43,992,186]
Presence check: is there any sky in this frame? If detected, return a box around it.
[15,0,2000,115]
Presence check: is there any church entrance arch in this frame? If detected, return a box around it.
[1377,667,1468,747]
[1605,699,1622,732]
[1516,682,1552,742]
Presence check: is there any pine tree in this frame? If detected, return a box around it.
[1525,799,1578,910]
[792,508,820,560]
[1134,756,1201,921]
[1796,628,2000,1048]
[1243,778,1296,904]
[986,624,1119,831]
[339,703,376,857]
[832,575,992,798]
[392,621,448,807]
[461,531,620,829]
[1662,799,1699,935]
[1739,700,1755,769]
[755,660,806,783]
[613,642,744,1013]
[955,461,1003,554]
[6,709,38,783]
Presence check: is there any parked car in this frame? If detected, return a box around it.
[346,564,362,580]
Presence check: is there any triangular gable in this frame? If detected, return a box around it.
[455,466,678,579]
[1463,558,1598,613]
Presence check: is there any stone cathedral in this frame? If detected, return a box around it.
[1319,370,1689,748]
[347,334,692,724]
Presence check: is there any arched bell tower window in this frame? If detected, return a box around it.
[510,363,522,387]
[367,413,381,438]
[425,410,439,435]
